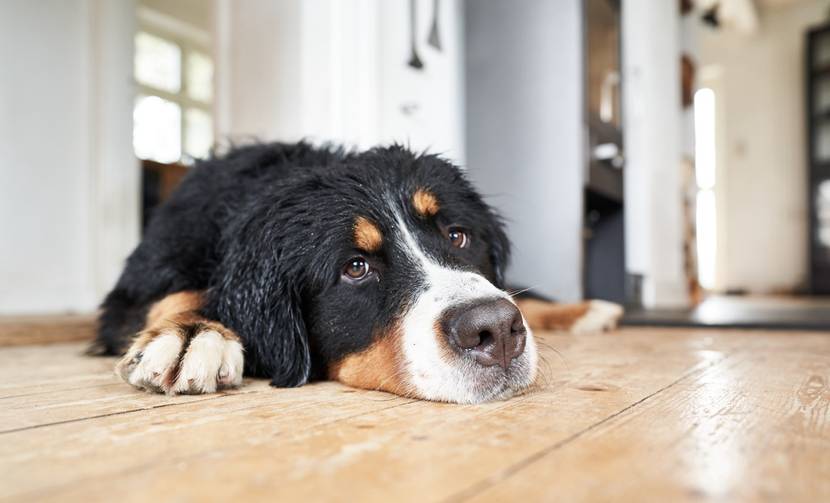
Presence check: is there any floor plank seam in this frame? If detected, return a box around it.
[443,350,738,503]
[0,390,262,435]
[10,399,422,500]
[0,383,125,401]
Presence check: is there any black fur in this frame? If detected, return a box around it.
[94,142,510,387]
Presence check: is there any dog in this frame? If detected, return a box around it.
[92,142,622,404]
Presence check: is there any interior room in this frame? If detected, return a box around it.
[1,0,828,500]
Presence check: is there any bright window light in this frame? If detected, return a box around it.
[184,108,213,160]
[819,180,830,248]
[135,32,182,94]
[694,88,717,190]
[132,27,214,164]
[697,189,717,290]
[186,51,214,103]
[133,95,182,163]
[694,87,718,290]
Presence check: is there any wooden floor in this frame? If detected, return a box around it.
[1,324,828,502]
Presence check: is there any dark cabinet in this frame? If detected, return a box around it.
[807,24,830,294]
[584,0,626,304]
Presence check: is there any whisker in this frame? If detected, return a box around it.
[369,366,418,402]
[534,354,554,388]
[535,340,569,372]
[532,337,571,392]
[507,285,541,297]
[538,340,565,360]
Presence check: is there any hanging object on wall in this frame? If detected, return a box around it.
[408,0,424,70]
[697,0,758,35]
[681,54,696,109]
[701,4,720,27]
[428,0,442,51]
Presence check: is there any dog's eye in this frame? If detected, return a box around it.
[343,257,371,281]
[447,227,469,249]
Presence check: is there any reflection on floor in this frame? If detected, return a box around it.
[624,295,830,331]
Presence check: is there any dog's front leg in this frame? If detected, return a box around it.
[115,291,244,394]
[516,298,623,334]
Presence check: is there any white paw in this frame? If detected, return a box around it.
[117,329,244,395]
[570,300,624,334]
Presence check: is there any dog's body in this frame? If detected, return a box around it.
[94,142,621,403]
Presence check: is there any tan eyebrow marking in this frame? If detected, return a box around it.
[412,188,439,217]
[353,216,383,253]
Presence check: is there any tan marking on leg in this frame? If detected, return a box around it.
[515,299,591,331]
[412,188,439,217]
[516,298,624,333]
[328,326,409,397]
[353,216,383,253]
[146,290,204,326]
[144,292,240,343]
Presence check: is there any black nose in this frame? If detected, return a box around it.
[442,298,527,370]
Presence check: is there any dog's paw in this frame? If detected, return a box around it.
[116,323,244,395]
[570,300,624,334]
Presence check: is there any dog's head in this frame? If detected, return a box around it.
[213,145,537,403]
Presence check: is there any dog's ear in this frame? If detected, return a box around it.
[205,211,312,387]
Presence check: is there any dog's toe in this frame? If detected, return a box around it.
[171,330,222,394]
[217,338,244,389]
[117,331,182,392]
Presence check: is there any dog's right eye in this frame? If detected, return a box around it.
[343,257,371,282]
[447,226,469,249]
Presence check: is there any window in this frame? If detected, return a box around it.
[133,28,214,164]
[818,180,830,249]
[694,88,717,290]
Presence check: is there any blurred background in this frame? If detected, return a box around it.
[2,0,829,329]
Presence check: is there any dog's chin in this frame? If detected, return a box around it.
[406,338,539,405]
[459,357,538,404]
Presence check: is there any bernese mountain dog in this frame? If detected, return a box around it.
[93,142,622,404]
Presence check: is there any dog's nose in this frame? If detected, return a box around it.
[442,298,527,370]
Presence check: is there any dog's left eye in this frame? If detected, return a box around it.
[447,226,469,249]
[343,257,371,281]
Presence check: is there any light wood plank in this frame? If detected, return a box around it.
[1,329,738,501]
[1,328,827,502]
[467,345,830,502]
[0,343,106,390]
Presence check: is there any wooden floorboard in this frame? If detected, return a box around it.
[466,346,830,502]
[0,326,828,502]
[0,314,95,347]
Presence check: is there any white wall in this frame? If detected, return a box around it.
[623,0,689,308]
[376,0,465,162]
[214,0,465,162]
[214,0,302,144]
[696,2,825,293]
[0,1,138,314]
[465,0,585,301]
